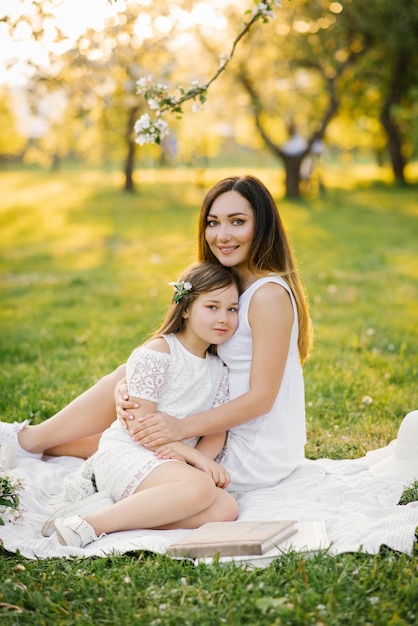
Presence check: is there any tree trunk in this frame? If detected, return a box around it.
[380,53,409,185]
[124,106,138,193]
[282,155,304,198]
[381,111,406,184]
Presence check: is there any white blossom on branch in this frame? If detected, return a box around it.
[134,0,282,146]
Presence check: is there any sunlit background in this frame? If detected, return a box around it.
[0,0,416,195]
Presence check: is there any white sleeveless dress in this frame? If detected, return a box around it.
[64,334,229,502]
[217,275,306,493]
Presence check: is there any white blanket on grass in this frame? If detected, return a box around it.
[1,444,417,562]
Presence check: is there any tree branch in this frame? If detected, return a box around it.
[134,1,283,144]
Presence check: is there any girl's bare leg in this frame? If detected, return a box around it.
[17,365,126,459]
[85,463,239,535]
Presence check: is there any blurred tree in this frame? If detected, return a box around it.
[222,0,417,195]
[214,0,366,197]
[0,87,27,160]
[2,0,416,194]
[339,0,418,184]
[1,0,261,190]
[26,2,177,191]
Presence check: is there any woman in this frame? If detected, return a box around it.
[1,175,312,492]
[118,175,312,492]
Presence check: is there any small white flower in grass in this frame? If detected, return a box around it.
[13,564,26,572]
[368,596,379,605]
[362,395,373,405]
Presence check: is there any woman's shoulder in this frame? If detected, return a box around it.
[251,276,292,302]
[248,278,295,325]
[250,281,293,311]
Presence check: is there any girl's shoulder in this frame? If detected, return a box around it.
[128,337,172,366]
[142,336,171,354]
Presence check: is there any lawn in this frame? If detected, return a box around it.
[0,163,417,625]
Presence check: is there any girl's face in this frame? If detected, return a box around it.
[180,284,239,357]
[205,191,255,273]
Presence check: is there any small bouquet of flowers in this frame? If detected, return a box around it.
[0,473,25,525]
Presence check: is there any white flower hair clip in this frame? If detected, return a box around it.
[168,281,192,304]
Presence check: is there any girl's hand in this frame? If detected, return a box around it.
[129,412,185,448]
[154,444,186,463]
[194,457,230,489]
[115,378,139,429]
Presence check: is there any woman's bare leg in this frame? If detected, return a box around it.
[45,434,102,459]
[17,365,126,458]
[85,463,239,535]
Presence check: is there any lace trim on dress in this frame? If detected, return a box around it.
[121,457,180,499]
[212,366,229,407]
[127,348,171,402]
[63,457,97,502]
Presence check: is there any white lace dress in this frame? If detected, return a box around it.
[64,334,229,502]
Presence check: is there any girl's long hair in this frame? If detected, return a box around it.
[151,262,240,354]
[198,175,313,362]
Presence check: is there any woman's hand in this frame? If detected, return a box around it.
[128,412,186,448]
[115,378,139,429]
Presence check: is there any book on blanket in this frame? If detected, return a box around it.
[194,521,330,567]
[168,520,297,558]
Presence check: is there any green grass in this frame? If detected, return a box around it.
[0,164,417,624]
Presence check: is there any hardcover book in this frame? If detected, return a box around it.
[168,520,297,558]
[194,521,330,567]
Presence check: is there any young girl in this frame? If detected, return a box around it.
[1,175,312,494]
[53,262,240,548]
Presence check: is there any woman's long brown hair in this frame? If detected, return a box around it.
[197,175,313,363]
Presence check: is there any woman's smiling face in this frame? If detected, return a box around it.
[204,191,255,272]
